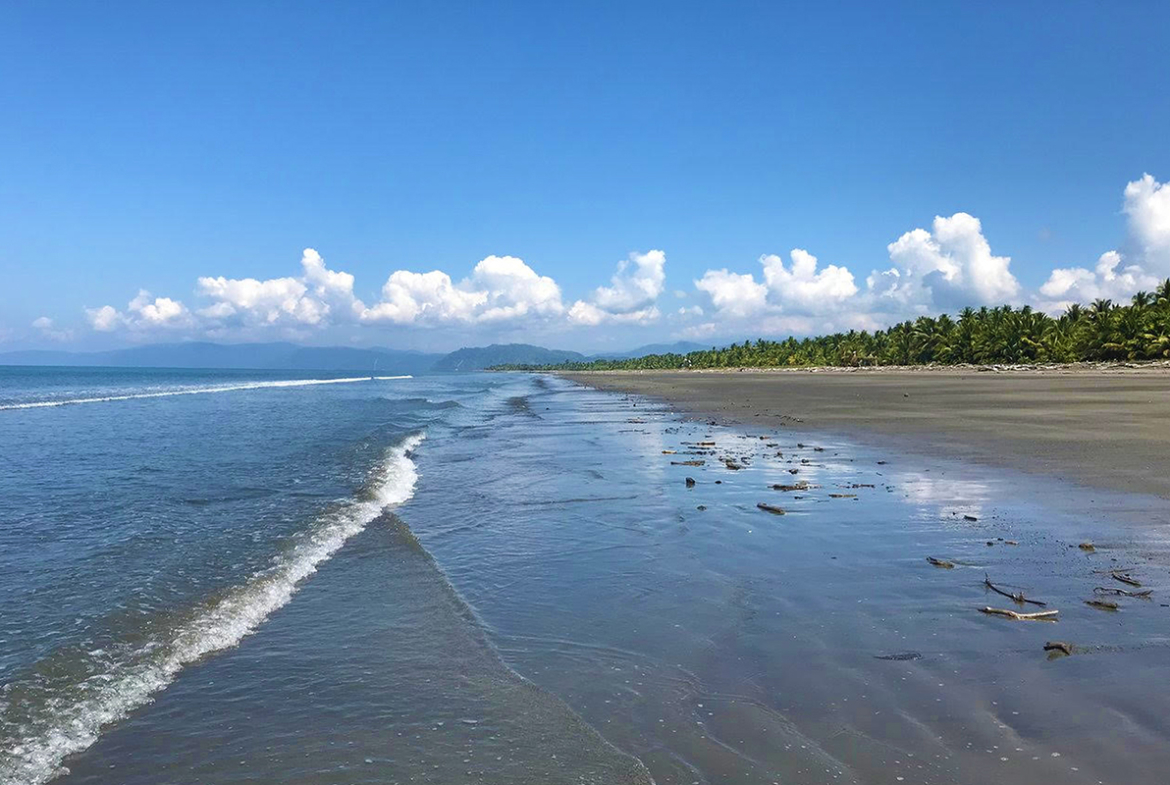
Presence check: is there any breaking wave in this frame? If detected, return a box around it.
[0,376,412,411]
[0,433,425,785]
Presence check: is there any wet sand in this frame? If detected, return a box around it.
[533,371,1170,784]
[561,367,1170,498]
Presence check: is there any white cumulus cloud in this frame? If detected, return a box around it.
[694,269,769,317]
[31,316,73,341]
[760,249,858,312]
[1123,173,1170,274]
[1037,250,1160,313]
[360,255,564,325]
[883,212,1019,309]
[568,250,667,325]
[359,270,485,325]
[86,305,123,332]
[694,248,856,320]
[1030,174,1170,314]
[86,291,192,332]
[195,248,361,327]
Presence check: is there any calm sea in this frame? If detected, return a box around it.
[1,366,1168,785]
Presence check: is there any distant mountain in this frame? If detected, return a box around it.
[0,342,442,375]
[589,341,708,360]
[0,339,718,374]
[432,343,586,371]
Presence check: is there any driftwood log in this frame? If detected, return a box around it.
[1093,586,1152,598]
[980,607,1059,621]
[983,576,1047,607]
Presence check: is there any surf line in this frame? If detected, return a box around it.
[0,375,413,411]
[0,432,425,785]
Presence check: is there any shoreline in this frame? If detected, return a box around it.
[557,367,1170,499]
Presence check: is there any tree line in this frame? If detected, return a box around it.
[492,280,1170,371]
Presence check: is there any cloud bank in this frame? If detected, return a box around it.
[69,173,1170,345]
[686,174,1169,336]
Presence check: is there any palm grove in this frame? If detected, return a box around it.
[495,280,1170,371]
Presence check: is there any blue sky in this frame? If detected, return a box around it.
[3,0,1169,352]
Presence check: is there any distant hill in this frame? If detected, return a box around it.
[0,339,716,374]
[432,343,586,371]
[0,342,442,375]
[588,341,708,360]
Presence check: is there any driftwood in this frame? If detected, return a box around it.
[828,493,857,499]
[1044,641,1074,655]
[874,651,922,661]
[980,607,1059,621]
[1085,599,1119,611]
[685,477,696,488]
[756,503,786,515]
[772,482,809,492]
[1093,586,1152,598]
[661,450,677,455]
[984,576,1047,607]
[926,557,955,569]
[1078,542,1096,552]
[963,514,979,522]
[1112,572,1142,587]
[671,460,705,466]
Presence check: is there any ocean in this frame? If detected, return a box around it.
[2,366,1168,785]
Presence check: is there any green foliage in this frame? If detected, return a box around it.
[491,280,1170,371]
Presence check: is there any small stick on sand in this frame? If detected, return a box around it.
[1112,572,1142,588]
[984,576,1047,607]
[980,607,1059,621]
[756,502,786,515]
[1093,586,1153,598]
[1085,599,1119,611]
[927,557,955,569]
[1092,566,1139,575]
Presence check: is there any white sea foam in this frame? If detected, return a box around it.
[0,375,413,411]
[0,433,425,785]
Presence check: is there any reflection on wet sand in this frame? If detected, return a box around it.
[409,375,1170,785]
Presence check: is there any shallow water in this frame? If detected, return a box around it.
[1,367,1167,784]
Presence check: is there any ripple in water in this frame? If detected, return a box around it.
[0,433,425,785]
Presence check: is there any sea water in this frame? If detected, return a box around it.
[2,367,1168,784]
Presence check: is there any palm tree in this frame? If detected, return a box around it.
[1157,278,1170,303]
[1091,299,1114,317]
[504,282,1170,372]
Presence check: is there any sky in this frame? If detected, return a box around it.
[2,0,1169,353]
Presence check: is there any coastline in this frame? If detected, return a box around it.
[556,366,1170,499]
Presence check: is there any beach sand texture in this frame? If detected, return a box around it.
[563,367,1170,498]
